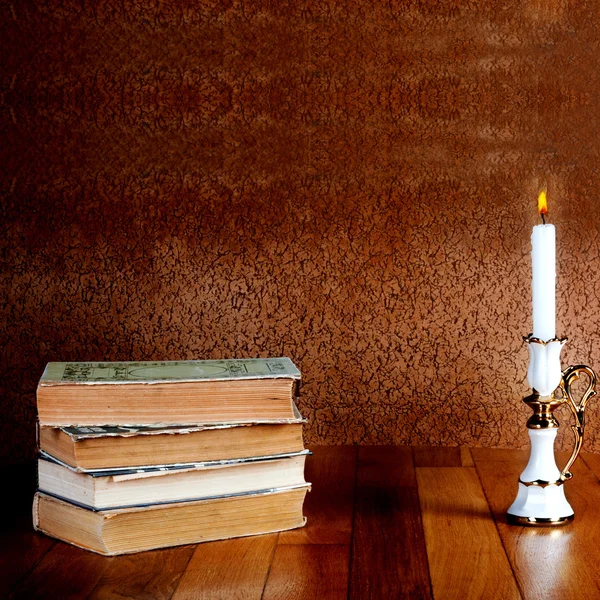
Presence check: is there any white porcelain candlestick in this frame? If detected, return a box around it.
[508,192,597,525]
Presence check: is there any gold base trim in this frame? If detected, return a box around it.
[506,513,574,527]
[518,478,564,488]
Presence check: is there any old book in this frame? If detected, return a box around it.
[33,485,309,555]
[37,451,309,510]
[38,408,304,470]
[37,358,300,426]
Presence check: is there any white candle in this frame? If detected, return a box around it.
[531,192,556,341]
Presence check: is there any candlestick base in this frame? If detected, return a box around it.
[507,428,574,525]
[507,514,574,526]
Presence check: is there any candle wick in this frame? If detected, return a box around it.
[541,213,546,225]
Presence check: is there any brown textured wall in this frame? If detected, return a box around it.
[2,1,600,464]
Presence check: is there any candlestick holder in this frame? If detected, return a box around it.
[507,336,597,526]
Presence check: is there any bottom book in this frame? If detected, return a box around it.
[33,484,309,556]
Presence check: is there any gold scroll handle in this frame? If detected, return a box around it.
[557,365,597,481]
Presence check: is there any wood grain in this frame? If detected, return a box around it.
[350,446,431,599]
[473,448,600,600]
[263,545,349,600]
[279,445,356,545]
[88,546,195,600]
[356,445,417,487]
[413,446,462,467]
[460,447,475,467]
[171,535,277,600]
[0,464,54,597]
[470,448,529,463]
[417,467,521,600]
[0,526,55,598]
[581,452,600,481]
[8,542,111,600]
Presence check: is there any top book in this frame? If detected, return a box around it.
[37,358,301,426]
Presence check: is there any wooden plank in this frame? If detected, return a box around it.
[263,544,349,600]
[581,452,600,481]
[414,446,462,467]
[356,445,417,487]
[460,447,475,467]
[279,445,356,545]
[350,446,431,599]
[0,514,56,597]
[473,448,600,599]
[9,541,111,600]
[88,545,195,600]
[471,448,529,463]
[417,467,521,600]
[0,464,56,597]
[172,535,277,600]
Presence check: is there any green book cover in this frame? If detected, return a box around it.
[40,357,301,386]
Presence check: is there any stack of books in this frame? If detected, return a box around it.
[33,358,309,555]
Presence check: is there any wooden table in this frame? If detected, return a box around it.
[2,446,600,599]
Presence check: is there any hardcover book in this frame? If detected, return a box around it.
[37,450,309,510]
[38,404,305,470]
[33,485,309,555]
[37,358,301,426]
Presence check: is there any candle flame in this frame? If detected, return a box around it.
[538,190,548,216]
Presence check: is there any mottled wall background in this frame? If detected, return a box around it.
[2,1,600,464]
